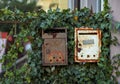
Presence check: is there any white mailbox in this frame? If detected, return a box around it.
[74,28,101,62]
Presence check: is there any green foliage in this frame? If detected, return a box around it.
[0,8,36,32]
[104,0,109,12]
[0,7,117,84]
[0,0,37,12]
[112,54,120,82]
[104,0,120,31]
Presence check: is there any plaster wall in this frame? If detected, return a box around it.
[109,0,120,83]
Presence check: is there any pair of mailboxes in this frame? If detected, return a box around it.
[42,28,101,66]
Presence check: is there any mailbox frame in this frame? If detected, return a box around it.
[74,28,101,62]
[42,28,68,66]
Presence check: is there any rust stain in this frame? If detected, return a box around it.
[46,49,50,54]
[47,50,64,63]
[52,33,57,38]
[46,43,49,46]
[75,27,93,30]
[77,48,82,52]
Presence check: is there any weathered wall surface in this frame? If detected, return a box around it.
[109,0,120,22]
[109,0,120,83]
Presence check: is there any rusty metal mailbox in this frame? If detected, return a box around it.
[74,28,101,62]
[42,28,67,66]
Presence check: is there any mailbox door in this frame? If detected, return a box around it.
[75,28,101,62]
[42,38,67,66]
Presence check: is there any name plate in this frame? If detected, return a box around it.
[83,39,94,45]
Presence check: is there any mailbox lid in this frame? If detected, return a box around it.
[74,28,101,62]
[42,28,67,38]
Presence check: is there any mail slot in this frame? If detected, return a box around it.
[74,28,101,62]
[42,28,67,66]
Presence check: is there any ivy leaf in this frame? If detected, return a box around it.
[103,33,109,38]
[30,63,35,67]
[51,67,55,72]
[45,68,51,73]
[97,62,104,68]
[19,47,24,53]
[115,22,120,29]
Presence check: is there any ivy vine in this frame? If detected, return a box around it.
[0,4,118,84]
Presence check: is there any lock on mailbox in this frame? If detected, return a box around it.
[42,28,67,66]
[74,28,101,62]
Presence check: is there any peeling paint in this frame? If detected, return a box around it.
[75,27,101,62]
